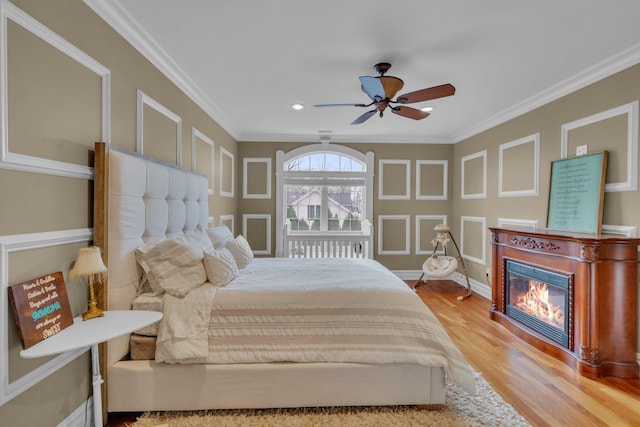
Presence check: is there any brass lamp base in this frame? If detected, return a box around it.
[82,301,104,321]
[82,280,104,321]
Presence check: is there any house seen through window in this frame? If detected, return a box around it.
[285,152,365,233]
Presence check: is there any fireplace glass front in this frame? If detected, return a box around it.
[505,260,570,348]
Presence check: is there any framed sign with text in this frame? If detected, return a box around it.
[8,271,74,349]
[546,151,608,234]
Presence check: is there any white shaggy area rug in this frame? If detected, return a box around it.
[132,372,530,426]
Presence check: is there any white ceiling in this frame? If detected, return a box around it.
[85,0,640,144]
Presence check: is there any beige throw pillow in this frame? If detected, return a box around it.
[203,248,238,287]
[135,236,207,297]
[226,235,253,269]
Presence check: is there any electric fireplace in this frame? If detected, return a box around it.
[490,227,640,379]
[505,260,570,348]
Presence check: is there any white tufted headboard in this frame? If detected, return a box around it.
[93,142,209,366]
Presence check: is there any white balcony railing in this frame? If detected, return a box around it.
[283,220,373,259]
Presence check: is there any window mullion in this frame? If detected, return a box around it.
[321,186,328,232]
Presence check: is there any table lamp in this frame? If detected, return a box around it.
[70,246,107,320]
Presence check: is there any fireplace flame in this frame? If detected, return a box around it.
[516,280,565,328]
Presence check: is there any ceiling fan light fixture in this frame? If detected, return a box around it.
[291,103,304,110]
[314,63,455,125]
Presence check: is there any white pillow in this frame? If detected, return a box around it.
[135,236,207,297]
[206,226,235,249]
[226,235,253,269]
[203,248,238,287]
[186,228,214,252]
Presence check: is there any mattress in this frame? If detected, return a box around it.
[150,257,476,393]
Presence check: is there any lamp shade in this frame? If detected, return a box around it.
[70,247,107,279]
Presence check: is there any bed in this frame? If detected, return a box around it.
[92,142,475,415]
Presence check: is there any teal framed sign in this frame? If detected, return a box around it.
[546,151,607,234]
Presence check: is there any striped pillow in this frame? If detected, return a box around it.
[226,235,253,269]
[203,247,238,287]
[135,236,207,297]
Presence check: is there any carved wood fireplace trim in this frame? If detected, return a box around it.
[490,227,640,379]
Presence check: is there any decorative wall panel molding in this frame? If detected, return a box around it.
[0,228,92,405]
[496,218,539,229]
[191,127,214,195]
[561,100,638,192]
[136,89,182,165]
[242,214,271,255]
[460,215,486,264]
[498,133,540,197]
[219,146,234,198]
[378,215,410,255]
[0,0,110,179]
[378,159,410,200]
[461,150,487,199]
[243,157,271,199]
[416,160,448,200]
[601,224,637,237]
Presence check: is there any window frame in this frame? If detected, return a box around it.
[275,144,374,257]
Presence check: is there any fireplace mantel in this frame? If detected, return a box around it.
[490,227,640,379]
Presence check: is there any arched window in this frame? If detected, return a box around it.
[275,143,374,257]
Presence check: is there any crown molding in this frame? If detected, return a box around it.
[453,42,640,143]
[237,132,454,144]
[83,0,240,140]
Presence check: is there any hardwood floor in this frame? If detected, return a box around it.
[105,280,640,427]
[414,280,640,427]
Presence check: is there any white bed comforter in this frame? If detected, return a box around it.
[155,258,476,394]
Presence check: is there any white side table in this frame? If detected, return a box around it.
[21,310,162,427]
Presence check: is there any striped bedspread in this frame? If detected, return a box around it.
[155,258,476,394]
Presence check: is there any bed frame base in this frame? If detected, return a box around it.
[107,361,446,412]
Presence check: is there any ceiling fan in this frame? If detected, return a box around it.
[314,63,455,125]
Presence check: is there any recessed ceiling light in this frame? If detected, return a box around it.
[291,103,304,110]
[421,106,434,112]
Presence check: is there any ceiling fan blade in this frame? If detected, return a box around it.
[396,83,456,104]
[379,76,404,99]
[351,109,377,125]
[359,76,385,101]
[314,103,368,108]
[391,106,430,120]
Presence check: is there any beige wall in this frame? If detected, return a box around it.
[0,0,236,424]
[452,64,640,352]
[237,141,454,270]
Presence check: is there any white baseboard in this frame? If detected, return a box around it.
[57,397,93,427]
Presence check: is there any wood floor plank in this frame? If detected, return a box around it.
[413,280,640,427]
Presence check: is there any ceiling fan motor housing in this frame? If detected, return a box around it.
[374,62,392,75]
